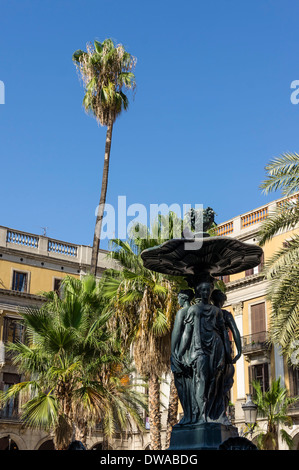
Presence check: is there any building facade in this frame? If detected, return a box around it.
[0,192,298,450]
[0,226,135,450]
[216,194,299,449]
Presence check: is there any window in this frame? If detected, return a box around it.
[288,367,299,397]
[249,363,269,394]
[12,271,28,292]
[2,316,25,364]
[250,302,266,342]
[219,275,230,283]
[0,373,20,419]
[3,316,24,344]
[245,253,264,276]
[245,268,254,276]
[53,278,64,298]
[53,278,62,293]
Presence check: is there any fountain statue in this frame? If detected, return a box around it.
[141,207,262,450]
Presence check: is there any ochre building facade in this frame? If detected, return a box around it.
[0,192,299,449]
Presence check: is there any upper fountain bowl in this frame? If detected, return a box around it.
[141,235,263,278]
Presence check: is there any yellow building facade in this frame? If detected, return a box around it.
[0,226,119,450]
[0,192,298,450]
[216,194,299,449]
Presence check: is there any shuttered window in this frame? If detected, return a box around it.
[251,302,266,342]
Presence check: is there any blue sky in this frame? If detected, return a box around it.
[1,0,299,249]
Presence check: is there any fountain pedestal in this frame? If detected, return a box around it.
[169,422,238,450]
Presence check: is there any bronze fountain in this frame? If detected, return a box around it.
[141,208,262,450]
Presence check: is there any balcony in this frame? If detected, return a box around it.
[241,331,271,359]
[0,225,117,273]
[216,192,299,238]
[4,227,79,260]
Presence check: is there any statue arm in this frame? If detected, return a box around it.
[171,310,185,356]
[225,311,242,363]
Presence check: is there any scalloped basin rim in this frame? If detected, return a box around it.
[140,236,264,277]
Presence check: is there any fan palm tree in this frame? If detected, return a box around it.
[0,275,146,449]
[72,38,136,275]
[258,152,299,360]
[100,215,187,449]
[251,377,299,450]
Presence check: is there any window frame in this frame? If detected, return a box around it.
[10,269,30,293]
[2,315,25,344]
[248,300,267,339]
[249,362,270,394]
[53,277,64,298]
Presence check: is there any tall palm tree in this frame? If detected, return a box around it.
[0,275,146,449]
[258,152,299,360]
[72,39,136,275]
[252,377,299,450]
[100,216,187,449]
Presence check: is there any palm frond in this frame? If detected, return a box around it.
[257,149,299,359]
[152,310,169,337]
[21,392,59,430]
[260,152,299,196]
[73,38,136,126]
[0,380,39,406]
[263,235,299,274]
[258,201,299,246]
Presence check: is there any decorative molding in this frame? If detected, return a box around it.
[226,273,264,291]
[232,302,243,317]
[225,277,269,306]
[0,288,45,302]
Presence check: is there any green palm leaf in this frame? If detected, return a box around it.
[73,38,136,126]
[21,393,59,429]
[152,310,169,336]
[258,202,299,246]
[4,276,147,449]
[259,152,299,360]
[260,152,299,196]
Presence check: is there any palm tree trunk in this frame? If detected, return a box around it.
[91,117,114,275]
[165,372,178,449]
[148,374,162,450]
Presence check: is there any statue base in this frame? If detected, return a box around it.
[168,422,239,450]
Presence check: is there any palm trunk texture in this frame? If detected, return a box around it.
[148,375,162,450]
[91,118,113,275]
[165,373,178,449]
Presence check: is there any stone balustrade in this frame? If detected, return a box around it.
[217,192,298,238]
[0,226,112,269]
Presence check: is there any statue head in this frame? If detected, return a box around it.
[195,282,214,303]
[189,272,215,303]
[178,289,194,306]
[211,289,227,308]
